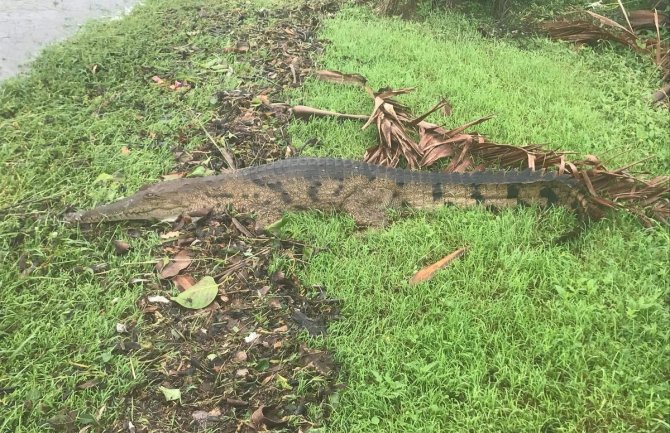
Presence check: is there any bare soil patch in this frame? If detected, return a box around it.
[106,1,345,431]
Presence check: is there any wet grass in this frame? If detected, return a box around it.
[1,1,669,432]
[284,6,670,433]
[0,0,266,431]
[289,7,670,171]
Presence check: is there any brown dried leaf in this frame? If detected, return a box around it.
[76,379,101,390]
[161,173,186,181]
[315,69,367,86]
[231,216,254,237]
[409,247,468,285]
[585,10,636,36]
[224,40,250,53]
[250,406,287,429]
[630,9,670,29]
[273,325,288,333]
[113,240,130,255]
[410,99,451,125]
[291,105,370,121]
[46,410,78,432]
[172,274,196,291]
[160,230,181,240]
[443,115,494,138]
[158,250,192,279]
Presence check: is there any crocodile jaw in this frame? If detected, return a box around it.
[65,195,181,224]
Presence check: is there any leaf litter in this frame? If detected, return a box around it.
[540,7,669,105]
[105,3,344,431]
[125,213,341,433]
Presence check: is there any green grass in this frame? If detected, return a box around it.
[0,0,267,430]
[289,7,670,171]
[282,209,670,432]
[283,6,670,433]
[1,1,669,432]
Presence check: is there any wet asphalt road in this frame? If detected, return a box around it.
[0,0,138,80]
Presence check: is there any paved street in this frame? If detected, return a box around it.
[0,0,137,80]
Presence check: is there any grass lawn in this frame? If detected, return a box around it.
[1,0,668,432]
[285,6,670,433]
[1,0,278,430]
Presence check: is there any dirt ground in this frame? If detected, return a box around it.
[100,2,345,431]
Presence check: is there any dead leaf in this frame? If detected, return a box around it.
[160,173,185,181]
[192,411,209,424]
[147,295,170,304]
[301,346,335,376]
[409,247,468,285]
[151,76,164,84]
[113,240,130,255]
[168,81,191,91]
[316,69,367,87]
[120,146,130,155]
[233,351,248,362]
[441,99,453,116]
[160,230,181,240]
[76,379,101,390]
[250,406,288,429]
[225,398,247,407]
[46,410,78,432]
[172,274,196,291]
[231,217,254,237]
[123,420,135,433]
[224,40,250,53]
[157,250,191,279]
[273,325,288,333]
[244,332,259,343]
[629,9,670,30]
[291,105,369,121]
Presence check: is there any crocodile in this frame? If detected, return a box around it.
[65,157,597,227]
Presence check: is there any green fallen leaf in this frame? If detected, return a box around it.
[159,386,181,402]
[187,166,215,177]
[264,216,287,233]
[94,173,115,183]
[171,276,218,309]
[78,412,98,426]
[275,374,292,390]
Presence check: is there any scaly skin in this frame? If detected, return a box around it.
[65,158,596,227]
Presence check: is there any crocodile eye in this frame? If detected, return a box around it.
[145,192,160,200]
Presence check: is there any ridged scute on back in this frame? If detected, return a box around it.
[238,157,577,187]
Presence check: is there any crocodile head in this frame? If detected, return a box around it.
[65,179,212,224]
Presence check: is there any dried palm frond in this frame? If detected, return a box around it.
[541,9,670,98]
[296,73,670,225]
[362,88,424,168]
